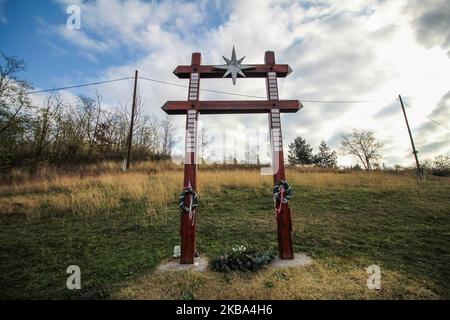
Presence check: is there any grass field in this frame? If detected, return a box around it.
[1,162,449,299]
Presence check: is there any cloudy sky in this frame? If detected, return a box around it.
[1,0,449,166]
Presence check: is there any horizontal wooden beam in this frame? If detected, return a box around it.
[173,64,293,79]
[162,100,302,115]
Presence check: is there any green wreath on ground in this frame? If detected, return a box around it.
[273,180,292,204]
[178,186,199,212]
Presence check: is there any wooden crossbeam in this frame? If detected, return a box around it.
[162,100,302,115]
[173,64,293,79]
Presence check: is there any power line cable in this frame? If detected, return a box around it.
[23,73,374,103]
[26,77,134,95]
[139,75,373,103]
[139,76,264,99]
[22,74,449,132]
[302,99,373,103]
[403,101,450,131]
[138,76,188,89]
[140,75,449,132]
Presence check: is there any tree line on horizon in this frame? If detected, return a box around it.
[287,129,384,170]
[1,52,449,176]
[0,52,176,170]
[288,131,450,176]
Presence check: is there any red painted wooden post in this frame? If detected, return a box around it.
[180,53,201,264]
[265,51,294,259]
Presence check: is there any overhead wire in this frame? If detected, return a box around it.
[21,73,449,131]
[139,75,373,103]
[25,77,134,95]
[403,101,450,132]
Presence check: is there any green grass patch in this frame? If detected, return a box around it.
[0,174,449,299]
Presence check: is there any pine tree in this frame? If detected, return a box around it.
[313,140,338,168]
[288,136,313,165]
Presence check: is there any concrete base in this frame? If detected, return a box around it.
[156,253,311,272]
[156,257,209,272]
[268,253,312,269]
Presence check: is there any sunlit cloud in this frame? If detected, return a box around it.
[44,0,450,166]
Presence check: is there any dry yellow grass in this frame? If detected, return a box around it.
[115,259,438,300]
[0,171,177,217]
[287,169,420,190]
[0,161,424,218]
[1,161,448,299]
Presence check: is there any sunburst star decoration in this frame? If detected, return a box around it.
[214,46,255,85]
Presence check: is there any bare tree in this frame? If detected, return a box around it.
[120,93,145,141]
[244,140,258,165]
[89,90,103,155]
[160,115,175,158]
[340,129,383,170]
[34,94,63,159]
[0,53,185,168]
[200,127,209,164]
[146,115,161,155]
[0,52,32,135]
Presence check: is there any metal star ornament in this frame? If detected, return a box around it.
[214,46,255,85]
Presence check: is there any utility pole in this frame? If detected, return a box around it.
[125,70,138,171]
[399,94,423,180]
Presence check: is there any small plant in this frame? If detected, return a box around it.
[210,245,275,273]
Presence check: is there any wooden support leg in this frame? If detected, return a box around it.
[181,109,199,264]
[180,54,201,264]
[180,199,196,264]
[269,109,294,259]
[265,51,294,259]
[276,201,294,259]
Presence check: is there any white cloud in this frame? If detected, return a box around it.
[0,0,7,24]
[54,24,114,53]
[47,0,450,166]
[406,0,450,57]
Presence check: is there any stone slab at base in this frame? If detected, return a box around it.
[156,253,311,272]
[156,257,209,272]
[268,253,312,269]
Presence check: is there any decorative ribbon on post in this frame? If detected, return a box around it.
[178,186,199,226]
[273,180,292,218]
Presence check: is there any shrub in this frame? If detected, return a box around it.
[432,155,450,177]
[210,245,275,273]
